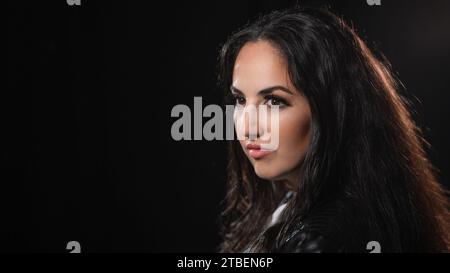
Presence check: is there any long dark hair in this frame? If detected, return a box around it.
[218,7,450,252]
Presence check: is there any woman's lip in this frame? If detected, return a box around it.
[246,143,272,159]
[246,143,261,150]
[248,149,272,159]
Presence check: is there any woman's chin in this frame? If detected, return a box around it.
[253,164,280,180]
[253,161,302,183]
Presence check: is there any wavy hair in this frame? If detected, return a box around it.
[218,7,450,252]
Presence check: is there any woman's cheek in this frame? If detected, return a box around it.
[278,110,311,165]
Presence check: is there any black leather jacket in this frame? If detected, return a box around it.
[274,216,344,253]
[242,192,346,253]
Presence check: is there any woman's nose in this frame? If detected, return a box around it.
[243,105,261,141]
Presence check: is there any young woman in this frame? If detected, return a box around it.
[218,8,450,253]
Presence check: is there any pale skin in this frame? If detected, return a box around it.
[231,41,312,191]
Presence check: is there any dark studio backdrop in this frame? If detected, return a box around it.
[5,0,450,252]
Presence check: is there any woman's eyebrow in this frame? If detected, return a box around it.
[230,85,293,95]
[258,85,293,95]
[230,86,243,94]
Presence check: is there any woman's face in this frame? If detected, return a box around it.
[232,41,312,185]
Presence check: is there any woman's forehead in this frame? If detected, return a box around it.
[232,41,291,95]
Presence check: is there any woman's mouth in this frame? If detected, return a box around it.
[246,143,272,159]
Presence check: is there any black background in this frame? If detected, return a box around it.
[5,0,450,252]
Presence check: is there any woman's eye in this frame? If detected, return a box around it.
[234,96,246,105]
[266,96,286,107]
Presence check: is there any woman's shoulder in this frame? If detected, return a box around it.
[275,221,344,253]
[275,201,347,253]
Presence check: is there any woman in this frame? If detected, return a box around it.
[217,8,450,253]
